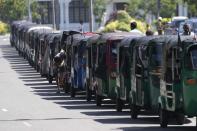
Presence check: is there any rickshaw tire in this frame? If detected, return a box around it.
[48,76,53,84]
[160,108,168,128]
[176,113,185,125]
[196,117,197,127]
[86,84,92,102]
[131,104,138,119]
[96,94,102,106]
[64,83,70,94]
[116,98,123,112]
[70,86,75,97]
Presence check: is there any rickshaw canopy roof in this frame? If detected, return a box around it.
[86,34,101,47]
[72,33,97,46]
[97,32,142,45]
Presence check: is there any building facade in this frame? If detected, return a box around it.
[58,0,129,31]
[36,0,129,31]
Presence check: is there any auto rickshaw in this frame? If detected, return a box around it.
[10,20,29,47]
[94,32,137,106]
[17,23,36,57]
[85,34,100,101]
[70,33,97,97]
[129,36,172,119]
[26,26,53,66]
[159,35,197,127]
[47,33,61,83]
[40,33,58,78]
[115,36,141,112]
[54,31,81,93]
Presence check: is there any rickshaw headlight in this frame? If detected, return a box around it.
[111,72,117,78]
[185,79,197,85]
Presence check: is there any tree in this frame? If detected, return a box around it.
[103,10,146,33]
[127,0,181,19]
[84,0,106,25]
[185,0,197,17]
[0,0,27,24]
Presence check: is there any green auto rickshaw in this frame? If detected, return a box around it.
[159,36,197,127]
[129,36,172,119]
[94,32,137,106]
[115,36,141,112]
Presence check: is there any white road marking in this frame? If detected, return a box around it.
[23,122,32,127]
[1,108,8,112]
[3,39,8,41]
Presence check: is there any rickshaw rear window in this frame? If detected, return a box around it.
[150,44,162,67]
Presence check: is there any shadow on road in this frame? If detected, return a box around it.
[1,44,196,130]
[118,126,197,131]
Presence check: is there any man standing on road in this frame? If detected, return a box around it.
[130,21,144,35]
[157,17,163,35]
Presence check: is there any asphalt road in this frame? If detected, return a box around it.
[0,35,196,131]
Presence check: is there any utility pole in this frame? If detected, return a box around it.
[52,0,56,30]
[28,0,32,21]
[157,0,161,18]
[89,0,94,32]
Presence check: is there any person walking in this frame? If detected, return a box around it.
[157,17,163,35]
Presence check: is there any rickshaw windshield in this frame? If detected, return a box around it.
[188,45,197,70]
[150,44,162,67]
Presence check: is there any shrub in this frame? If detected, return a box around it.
[103,21,118,32]
[117,22,130,32]
[0,21,8,35]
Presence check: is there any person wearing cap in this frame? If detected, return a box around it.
[157,17,163,35]
[130,21,143,35]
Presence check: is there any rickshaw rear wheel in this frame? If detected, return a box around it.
[160,108,168,128]
[96,94,102,106]
[175,113,185,125]
[70,86,75,97]
[196,117,197,127]
[86,84,92,102]
[48,76,53,84]
[130,104,138,119]
[63,82,70,93]
[116,98,123,112]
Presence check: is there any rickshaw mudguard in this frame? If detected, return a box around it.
[183,70,197,116]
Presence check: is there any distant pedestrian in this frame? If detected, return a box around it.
[146,30,154,36]
[130,21,143,35]
[183,23,191,35]
[79,20,84,33]
[157,17,163,35]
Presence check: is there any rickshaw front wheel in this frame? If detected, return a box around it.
[116,98,123,112]
[130,104,139,119]
[96,94,102,106]
[86,84,92,102]
[196,117,197,127]
[70,86,75,97]
[175,113,185,125]
[63,83,70,94]
[48,76,53,84]
[160,108,168,128]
